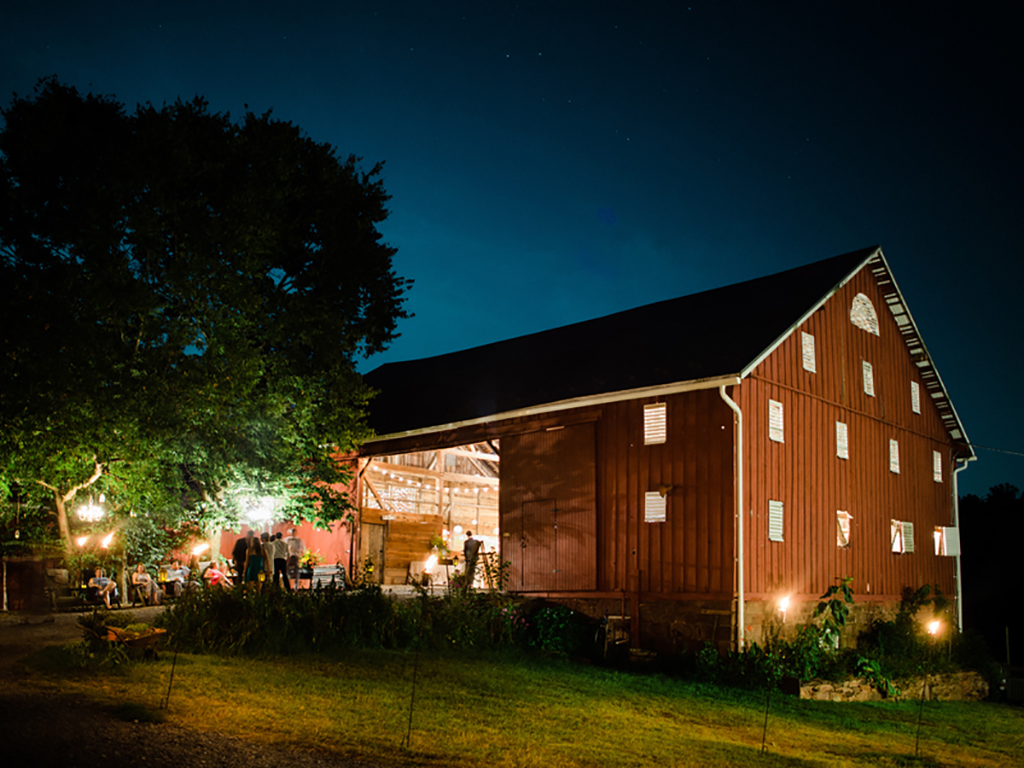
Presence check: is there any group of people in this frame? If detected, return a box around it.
[231,528,306,593]
[129,559,191,606]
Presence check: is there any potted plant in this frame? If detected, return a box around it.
[298,551,323,579]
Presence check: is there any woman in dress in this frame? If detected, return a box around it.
[244,536,265,594]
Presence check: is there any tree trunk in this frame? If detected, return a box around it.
[54,491,73,555]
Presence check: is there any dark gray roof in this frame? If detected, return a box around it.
[364,246,880,436]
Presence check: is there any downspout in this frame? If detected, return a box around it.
[719,385,744,653]
[952,457,970,632]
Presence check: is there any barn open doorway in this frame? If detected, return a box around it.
[360,442,500,586]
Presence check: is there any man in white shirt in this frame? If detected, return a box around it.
[285,527,306,590]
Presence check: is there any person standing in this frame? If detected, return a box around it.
[272,531,290,589]
[285,527,306,590]
[232,530,254,586]
[244,536,266,595]
[463,531,482,591]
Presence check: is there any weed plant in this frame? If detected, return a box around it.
[157,581,593,658]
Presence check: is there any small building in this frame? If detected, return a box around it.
[356,246,974,652]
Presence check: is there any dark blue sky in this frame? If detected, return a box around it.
[3,1,1021,496]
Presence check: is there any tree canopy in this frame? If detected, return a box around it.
[0,78,410,555]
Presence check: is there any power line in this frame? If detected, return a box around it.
[966,443,1024,458]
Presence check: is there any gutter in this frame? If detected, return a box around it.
[952,457,972,631]
[719,385,745,653]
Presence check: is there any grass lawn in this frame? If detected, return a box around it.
[25,645,1024,767]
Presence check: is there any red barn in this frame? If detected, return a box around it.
[357,246,974,652]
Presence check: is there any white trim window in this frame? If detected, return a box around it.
[768,500,784,542]
[889,439,900,474]
[644,491,667,523]
[891,519,915,553]
[643,403,667,445]
[851,293,880,335]
[769,399,784,443]
[911,381,921,415]
[801,332,817,373]
[862,361,875,397]
[836,421,849,460]
[933,451,942,483]
[934,526,960,556]
[836,510,852,548]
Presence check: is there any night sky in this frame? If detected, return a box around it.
[2,1,1021,497]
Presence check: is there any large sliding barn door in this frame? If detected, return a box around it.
[502,421,596,591]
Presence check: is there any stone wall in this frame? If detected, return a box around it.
[799,671,989,702]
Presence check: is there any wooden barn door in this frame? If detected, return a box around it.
[502,421,597,591]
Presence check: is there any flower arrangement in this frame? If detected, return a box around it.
[298,551,324,570]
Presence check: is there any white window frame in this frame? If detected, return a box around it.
[768,399,784,443]
[889,439,900,474]
[911,381,921,415]
[934,526,960,556]
[836,421,849,460]
[836,510,852,548]
[644,491,667,523]
[768,500,784,542]
[862,361,875,397]
[801,331,817,373]
[891,519,915,553]
[643,403,667,445]
[933,451,942,483]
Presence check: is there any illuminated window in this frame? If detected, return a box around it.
[644,403,667,445]
[933,451,942,483]
[889,439,900,474]
[934,526,960,556]
[862,361,875,397]
[891,520,915,553]
[644,491,666,523]
[768,400,784,443]
[801,332,816,373]
[911,381,921,414]
[768,500,784,542]
[836,511,852,548]
[851,293,880,335]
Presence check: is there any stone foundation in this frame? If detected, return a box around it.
[799,671,989,702]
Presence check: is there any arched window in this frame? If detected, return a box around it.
[850,293,879,335]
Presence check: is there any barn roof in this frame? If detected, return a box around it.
[363,245,972,454]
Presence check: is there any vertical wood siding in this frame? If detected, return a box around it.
[740,266,958,600]
[500,421,597,590]
[594,390,735,597]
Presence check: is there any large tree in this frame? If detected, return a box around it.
[0,78,410,552]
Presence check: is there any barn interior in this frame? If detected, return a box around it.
[359,442,500,586]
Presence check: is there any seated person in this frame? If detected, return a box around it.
[202,560,233,588]
[131,563,162,606]
[163,558,191,597]
[88,567,118,609]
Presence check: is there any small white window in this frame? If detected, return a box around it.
[891,520,915,553]
[644,491,666,523]
[768,400,784,443]
[889,439,900,474]
[836,510,852,548]
[836,421,849,460]
[851,293,880,335]
[801,332,817,373]
[934,526,960,556]
[911,381,921,415]
[644,403,667,445]
[862,361,875,397]
[768,500,784,542]
[933,451,942,483]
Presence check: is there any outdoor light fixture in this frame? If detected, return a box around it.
[101,532,114,549]
[928,620,941,636]
[779,595,791,623]
[245,496,277,525]
[76,536,89,547]
[77,495,105,522]
[192,543,210,556]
